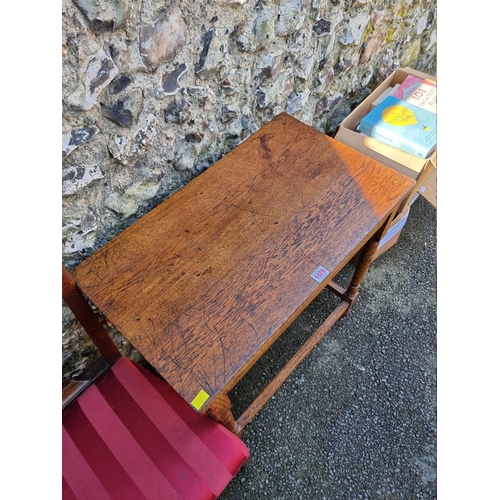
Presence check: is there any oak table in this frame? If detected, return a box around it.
[72,113,415,436]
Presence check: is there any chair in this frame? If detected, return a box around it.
[62,265,250,499]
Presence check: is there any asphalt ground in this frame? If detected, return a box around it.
[219,194,437,500]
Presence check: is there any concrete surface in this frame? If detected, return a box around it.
[220,194,437,500]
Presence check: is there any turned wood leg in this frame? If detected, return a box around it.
[207,393,242,437]
[343,236,380,311]
[344,210,400,311]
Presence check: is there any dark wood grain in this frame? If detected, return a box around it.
[72,113,415,416]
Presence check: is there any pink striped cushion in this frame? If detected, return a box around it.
[62,358,249,499]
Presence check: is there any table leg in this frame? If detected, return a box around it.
[207,393,243,437]
[344,234,380,311]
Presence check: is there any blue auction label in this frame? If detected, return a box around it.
[311,266,329,283]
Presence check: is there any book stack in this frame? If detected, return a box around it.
[356,75,437,159]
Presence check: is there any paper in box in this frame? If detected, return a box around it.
[334,67,437,209]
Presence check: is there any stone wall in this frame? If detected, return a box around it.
[62,0,437,376]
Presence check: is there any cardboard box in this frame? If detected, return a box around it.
[335,67,437,209]
[376,204,410,255]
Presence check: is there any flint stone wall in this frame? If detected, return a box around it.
[62,0,437,377]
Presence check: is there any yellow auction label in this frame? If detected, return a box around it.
[191,389,210,410]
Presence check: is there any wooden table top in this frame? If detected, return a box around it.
[73,113,414,413]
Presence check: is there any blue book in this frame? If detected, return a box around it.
[357,95,437,158]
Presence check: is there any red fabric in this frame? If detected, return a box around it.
[63,400,146,499]
[63,358,249,500]
[62,476,79,500]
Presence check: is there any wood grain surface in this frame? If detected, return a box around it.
[72,112,414,412]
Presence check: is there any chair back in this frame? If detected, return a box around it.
[62,264,250,499]
[63,265,121,365]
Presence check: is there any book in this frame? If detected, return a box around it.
[371,76,437,113]
[390,75,436,113]
[371,86,395,109]
[357,94,437,159]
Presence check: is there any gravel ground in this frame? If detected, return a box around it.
[219,195,437,500]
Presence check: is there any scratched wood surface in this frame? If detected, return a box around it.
[72,112,414,412]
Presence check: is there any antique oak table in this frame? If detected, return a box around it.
[72,113,415,435]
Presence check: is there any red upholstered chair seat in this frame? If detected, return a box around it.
[63,357,249,499]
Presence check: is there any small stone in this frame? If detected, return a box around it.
[195,28,215,73]
[425,29,437,51]
[255,88,266,108]
[110,75,133,94]
[360,30,386,64]
[219,67,251,94]
[102,105,130,128]
[309,0,326,21]
[318,66,334,92]
[417,13,429,35]
[286,91,309,114]
[67,50,118,111]
[162,63,188,95]
[256,51,285,81]
[314,92,342,119]
[339,13,369,45]
[62,126,99,158]
[81,346,95,357]
[195,28,227,75]
[139,5,187,71]
[62,211,98,255]
[172,137,195,171]
[73,0,130,33]
[296,52,314,80]
[276,0,304,37]
[106,179,161,218]
[225,121,242,140]
[164,99,191,124]
[370,9,385,28]
[185,132,203,143]
[232,9,274,53]
[62,164,105,196]
[240,115,252,130]
[101,88,143,127]
[235,34,249,52]
[254,8,275,48]
[173,153,194,171]
[187,86,207,97]
[108,115,157,165]
[312,19,331,36]
[400,38,421,67]
[334,56,354,75]
[199,121,218,151]
[255,72,293,108]
[220,105,238,123]
[106,193,139,219]
[87,51,118,96]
